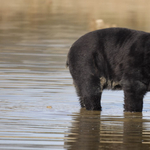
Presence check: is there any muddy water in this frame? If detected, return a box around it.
[1,0,150,149]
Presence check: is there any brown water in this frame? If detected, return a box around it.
[1,0,150,149]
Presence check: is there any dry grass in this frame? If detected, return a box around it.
[0,0,150,30]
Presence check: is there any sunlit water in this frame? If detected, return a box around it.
[1,0,150,149]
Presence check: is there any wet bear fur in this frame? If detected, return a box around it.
[67,28,150,112]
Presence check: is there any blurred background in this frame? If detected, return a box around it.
[1,0,150,149]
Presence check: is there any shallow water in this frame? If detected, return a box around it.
[1,0,150,149]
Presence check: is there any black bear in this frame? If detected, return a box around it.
[66,27,150,112]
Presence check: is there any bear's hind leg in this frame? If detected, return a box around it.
[81,75,102,110]
[73,80,85,108]
[84,94,102,111]
[73,75,102,110]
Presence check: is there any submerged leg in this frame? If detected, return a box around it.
[81,75,102,110]
[123,80,147,112]
[84,94,102,110]
[73,74,102,110]
[124,91,144,112]
[73,80,85,107]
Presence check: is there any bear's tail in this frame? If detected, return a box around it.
[66,60,69,68]
[66,54,69,68]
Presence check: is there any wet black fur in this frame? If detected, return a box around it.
[67,28,150,112]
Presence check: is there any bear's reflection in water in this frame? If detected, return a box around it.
[64,109,150,150]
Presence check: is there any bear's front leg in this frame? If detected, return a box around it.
[123,80,147,112]
[124,90,144,112]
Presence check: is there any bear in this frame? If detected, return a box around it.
[66,27,150,112]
